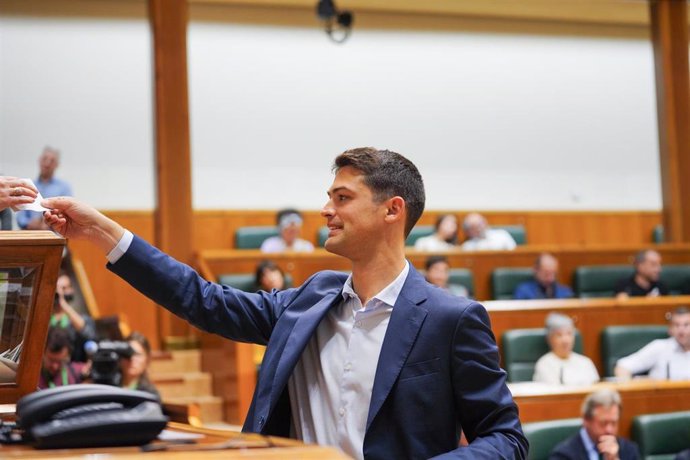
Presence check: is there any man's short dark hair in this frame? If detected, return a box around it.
[425,255,449,271]
[672,306,690,317]
[46,326,73,354]
[634,249,654,265]
[333,147,425,237]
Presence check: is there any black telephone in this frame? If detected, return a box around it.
[9,384,168,449]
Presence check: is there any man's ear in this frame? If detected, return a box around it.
[384,196,406,224]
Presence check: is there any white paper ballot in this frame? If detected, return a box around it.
[14,179,50,212]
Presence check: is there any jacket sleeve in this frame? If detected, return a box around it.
[434,302,529,459]
[107,234,293,345]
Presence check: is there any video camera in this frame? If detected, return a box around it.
[84,340,134,387]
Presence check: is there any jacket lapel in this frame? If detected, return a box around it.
[268,290,341,407]
[366,267,428,431]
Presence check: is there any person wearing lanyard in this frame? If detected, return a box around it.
[119,332,160,400]
[38,327,87,390]
[51,272,97,363]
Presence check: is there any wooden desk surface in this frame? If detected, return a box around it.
[0,421,349,459]
[511,379,690,438]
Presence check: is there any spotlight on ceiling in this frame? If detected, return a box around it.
[316,0,354,44]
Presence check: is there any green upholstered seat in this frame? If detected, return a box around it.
[491,268,534,300]
[632,411,690,460]
[653,224,665,244]
[235,226,280,249]
[522,418,582,460]
[493,224,527,245]
[317,226,329,247]
[218,273,294,292]
[573,265,634,298]
[501,328,583,383]
[448,268,474,297]
[218,273,257,292]
[600,325,669,377]
[405,225,435,246]
[660,264,690,295]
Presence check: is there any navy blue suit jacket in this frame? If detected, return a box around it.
[549,431,640,460]
[108,236,528,459]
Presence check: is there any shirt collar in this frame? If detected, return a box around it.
[341,261,410,309]
[579,427,598,460]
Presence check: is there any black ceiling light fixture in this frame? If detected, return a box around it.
[316,0,354,44]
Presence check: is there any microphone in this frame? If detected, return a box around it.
[84,340,98,359]
[560,365,564,384]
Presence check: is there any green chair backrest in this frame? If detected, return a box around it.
[235,226,280,249]
[491,268,534,300]
[600,325,669,377]
[501,328,583,383]
[573,265,634,298]
[218,273,256,292]
[653,224,665,244]
[660,264,690,295]
[219,273,294,292]
[405,225,435,246]
[317,226,329,247]
[632,411,690,459]
[522,418,582,460]
[448,268,474,297]
[493,224,527,245]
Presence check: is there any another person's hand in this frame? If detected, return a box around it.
[0,176,38,210]
[43,197,125,254]
[597,434,620,460]
[613,365,633,382]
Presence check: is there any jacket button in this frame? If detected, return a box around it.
[258,416,265,428]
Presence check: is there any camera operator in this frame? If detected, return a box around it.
[120,332,159,400]
[52,271,97,363]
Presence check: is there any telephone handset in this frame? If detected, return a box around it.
[13,384,168,449]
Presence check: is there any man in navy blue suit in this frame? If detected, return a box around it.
[550,389,639,460]
[44,147,527,459]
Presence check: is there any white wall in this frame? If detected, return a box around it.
[0,12,662,211]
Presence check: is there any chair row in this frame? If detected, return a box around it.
[235,224,527,249]
[524,410,690,460]
[218,263,690,301]
[502,325,668,381]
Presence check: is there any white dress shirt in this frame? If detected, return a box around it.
[616,337,690,380]
[413,234,455,251]
[533,351,600,385]
[460,228,517,251]
[287,262,409,460]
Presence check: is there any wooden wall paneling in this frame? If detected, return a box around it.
[650,0,690,243]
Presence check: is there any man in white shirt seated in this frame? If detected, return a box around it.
[533,312,600,385]
[614,306,690,380]
[460,212,516,251]
[260,208,314,253]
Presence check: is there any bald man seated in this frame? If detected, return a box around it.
[514,253,574,300]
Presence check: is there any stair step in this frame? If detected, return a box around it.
[164,395,224,424]
[152,372,213,399]
[150,349,201,374]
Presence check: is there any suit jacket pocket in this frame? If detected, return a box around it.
[398,357,441,381]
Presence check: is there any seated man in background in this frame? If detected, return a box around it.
[533,312,599,385]
[38,327,88,389]
[460,212,516,251]
[550,389,639,460]
[414,214,458,251]
[424,255,468,297]
[615,249,668,299]
[260,208,314,253]
[52,271,97,363]
[255,260,286,291]
[614,306,690,380]
[17,146,72,230]
[514,253,574,300]
[120,332,160,400]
